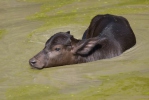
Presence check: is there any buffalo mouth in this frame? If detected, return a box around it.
[29,63,44,70]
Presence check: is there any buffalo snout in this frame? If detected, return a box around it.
[29,51,48,69]
[29,58,37,66]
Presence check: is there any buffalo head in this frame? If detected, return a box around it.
[29,31,107,69]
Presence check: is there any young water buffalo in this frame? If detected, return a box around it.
[29,14,136,69]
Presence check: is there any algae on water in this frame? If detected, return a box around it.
[1,0,149,100]
[25,0,149,39]
[0,30,6,39]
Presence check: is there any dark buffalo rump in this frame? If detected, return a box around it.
[29,14,136,69]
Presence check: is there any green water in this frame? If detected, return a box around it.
[0,0,149,100]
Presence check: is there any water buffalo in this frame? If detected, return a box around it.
[29,14,136,69]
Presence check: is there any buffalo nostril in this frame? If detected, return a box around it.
[29,59,36,65]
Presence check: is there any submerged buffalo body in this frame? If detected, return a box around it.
[29,14,136,69]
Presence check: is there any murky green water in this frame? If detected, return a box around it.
[0,0,149,100]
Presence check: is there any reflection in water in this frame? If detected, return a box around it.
[0,0,149,100]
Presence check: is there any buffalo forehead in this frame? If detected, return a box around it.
[46,33,70,47]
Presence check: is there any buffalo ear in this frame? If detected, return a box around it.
[66,31,70,34]
[72,37,107,55]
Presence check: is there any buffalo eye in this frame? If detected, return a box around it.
[55,48,61,51]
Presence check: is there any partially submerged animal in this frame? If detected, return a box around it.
[29,14,136,69]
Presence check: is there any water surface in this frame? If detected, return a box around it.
[0,0,149,100]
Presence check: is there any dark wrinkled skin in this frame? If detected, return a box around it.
[29,14,136,69]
